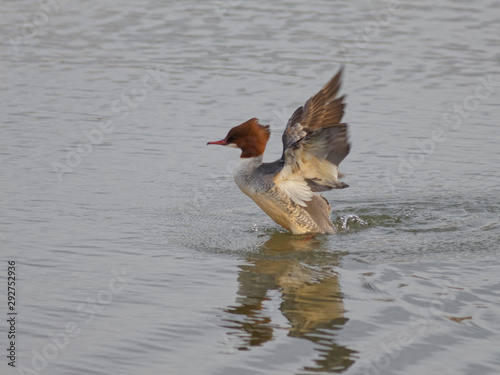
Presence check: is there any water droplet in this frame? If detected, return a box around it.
[341,214,367,229]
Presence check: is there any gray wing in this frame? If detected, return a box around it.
[275,68,350,199]
[296,125,350,191]
[281,67,348,165]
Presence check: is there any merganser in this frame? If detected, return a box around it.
[207,68,350,235]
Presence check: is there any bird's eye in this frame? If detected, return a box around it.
[227,136,237,143]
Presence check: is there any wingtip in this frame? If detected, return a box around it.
[336,65,345,80]
[333,65,345,83]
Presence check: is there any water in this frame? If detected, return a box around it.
[1,0,500,374]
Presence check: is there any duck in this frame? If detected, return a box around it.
[207,68,350,234]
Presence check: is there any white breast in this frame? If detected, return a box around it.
[232,156,263,197]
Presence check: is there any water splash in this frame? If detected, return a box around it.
[340,214,368,230]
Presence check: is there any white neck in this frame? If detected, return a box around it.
[232,155,263,190]
[233,155,263,174]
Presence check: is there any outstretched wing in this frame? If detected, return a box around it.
[282,67,347,154]
[275,68,350,207]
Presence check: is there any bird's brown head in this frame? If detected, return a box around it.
[207,118,271,158]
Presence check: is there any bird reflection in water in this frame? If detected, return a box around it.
[221,232,356,372]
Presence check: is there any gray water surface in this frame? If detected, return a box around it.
[1,1,500,374]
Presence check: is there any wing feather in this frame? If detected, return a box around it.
[282,67,346,154]
[276,68,350,203]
